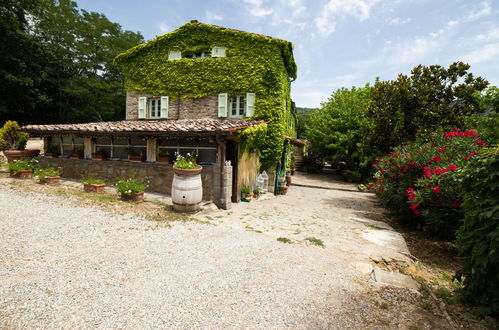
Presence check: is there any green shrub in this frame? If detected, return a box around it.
[0,120,29,150]
[372,130,485,238]
[8,158,39,174]
[173,152,199,170]
[464,113,499,146]
[83,177,105,185]
[34,167,60,180]
[115,178,147,195]
[455,147,499,316]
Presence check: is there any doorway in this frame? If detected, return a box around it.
[225,140,239,202]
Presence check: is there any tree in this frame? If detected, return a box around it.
[364,62,488,162]
[305,85,372,167]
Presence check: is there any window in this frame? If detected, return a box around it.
[184,52,210,59]
[149,98,161,118]
[229,95,245,118]
[168,51,181,60]
[211,47,226,58]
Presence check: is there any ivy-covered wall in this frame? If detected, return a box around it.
[115,22,297,170]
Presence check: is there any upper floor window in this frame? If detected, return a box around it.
[138,96,169,119]
[184,51,210,59]
[149,98,161,118]
[168,51,181,60]
[211,47,226,58]
[229,95,245,118]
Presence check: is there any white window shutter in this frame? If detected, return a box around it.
[138,97,147,119]
[160,96,169,118]
[168,51,181,60]
[218,93,228,117]
[211,47,226,58]
[246,93,255,117]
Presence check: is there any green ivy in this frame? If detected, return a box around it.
[114,22,297,169]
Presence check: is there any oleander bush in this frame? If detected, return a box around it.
[371,129,486,238]
[455,147,499,316]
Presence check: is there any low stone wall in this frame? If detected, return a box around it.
[38,157,214,200]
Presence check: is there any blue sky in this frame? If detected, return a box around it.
[78,0,499,108]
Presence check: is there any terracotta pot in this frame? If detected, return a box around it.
[156,156,170,163]
[44,152,57,158]
[279,185,288,195]
[173,166,203,175]
[3,149,40,163]
[121,191,144,202]
[84,183,105,193]
[286,176,292,186]
[10,169,33,179]
[69,153,81,159]
[129,155,143,162]
[254,194,260,200]
[40,176,60,185]
[92,155,104,160]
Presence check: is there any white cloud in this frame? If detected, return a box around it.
[158,21,170,34]
[385,17,410,25]
[464,1,492,21]
[205,10,223,22]
[243,0,274,17]
[315,0,380,36]
[459,43,499,65]
[476,27,499,42]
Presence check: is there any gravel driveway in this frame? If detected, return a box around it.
[0,185,378,329]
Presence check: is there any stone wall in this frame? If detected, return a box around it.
[126,90,218,120]
[38,157,214,201]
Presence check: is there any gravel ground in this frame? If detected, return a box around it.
[0,186,372,329]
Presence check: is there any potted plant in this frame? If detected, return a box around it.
[253,187,261,200]
[286,170,292,186]
[35,167,61,185]
[278,175,288,195]
[116,177,147,202]
[92,148,105,160]
[241,184,250,200]
[83,177,106,193]
[172,152,202,175]
[8,158,38,179]
[69,147,83,159]
[44,144,59,158]
[156,148,170,163]
[128,148,144,162]
[0,120,39,162]
[171,152,203,212]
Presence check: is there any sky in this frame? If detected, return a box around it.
[77,0,499,108]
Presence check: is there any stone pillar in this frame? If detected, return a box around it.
[146,138,157,162]
[213,165,232,210]
[266,168,276,194]
[83,137,92,160]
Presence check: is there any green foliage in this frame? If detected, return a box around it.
[475,86,499,114]
[372,129,485,238]
[115,177,147,194]
[305,85,372,167]
[241,184,251,194]
[0,120,29,150]
[173,152,199,170]
[34,167,60,179]
[83,177,105,185]
[277,237,292,244]
[237,123,268,155]
[8,158,39,174]
[455,147,499,315]
[296,107,315,139]
[115,22,296,170]
[365,62,488,164]
[305,237,325,247]
[464,113,499,146]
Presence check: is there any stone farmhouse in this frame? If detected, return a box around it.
[22,20,298,208]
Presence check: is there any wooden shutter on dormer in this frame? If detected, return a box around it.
[218,93,228,117]
[246,93,255,117]
[138,97,147,119]
[160,96,169,118]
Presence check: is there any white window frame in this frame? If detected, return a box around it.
[211,46,226,58]
[168,50,181,60]
[148,98,161,119]
[229,95,246,118]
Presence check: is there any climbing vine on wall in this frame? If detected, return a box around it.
[114,22,297,169]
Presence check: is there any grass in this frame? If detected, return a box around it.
[305,236,325,247]
[365,223,385,230]
[277,237,292,244]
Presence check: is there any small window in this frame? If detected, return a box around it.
[211,47,226,58]
[229,95,245,118]
[168,51,181,60]
[184,52,210,59]
[149,98,161,118]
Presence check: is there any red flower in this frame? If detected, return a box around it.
[377,178,384,184]
[470,151,478,157]
[447,164,458,172]
[378,187,385,192]
[429,156,442,162]
[438,147,446,152]
[431,168,448,175]
[451,201,461,208]
[432,186,441,193]
[463,156,470,161]
[406,187,414,193]
[424,171,431,179]
[408,193,416,201]
[476,140,485,147]
[410,203,421,216]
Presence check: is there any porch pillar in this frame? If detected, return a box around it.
[83,137,92,160]
[146,138,157,162]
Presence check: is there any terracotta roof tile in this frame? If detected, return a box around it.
[22,119,264,136]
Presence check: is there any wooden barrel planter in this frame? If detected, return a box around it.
[172,166,203,212]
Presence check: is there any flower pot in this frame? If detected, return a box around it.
[69,153,81,159]
[254,194,260,200]
[279,185,288,195]
[156,156,170,163]
[3,149,40,163]
[92,155,104,160]
[44,152,57,158]
[241,193,247,200]
[286,176,292,186]
[40,176,60,185]
[120,191,144,202]
[10,169,33,179]
[129,155,143,162]
[84,183,105,193]
[173,165,203,176]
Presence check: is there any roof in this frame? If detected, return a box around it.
[285,136,306,146]
[22,119,264,137]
